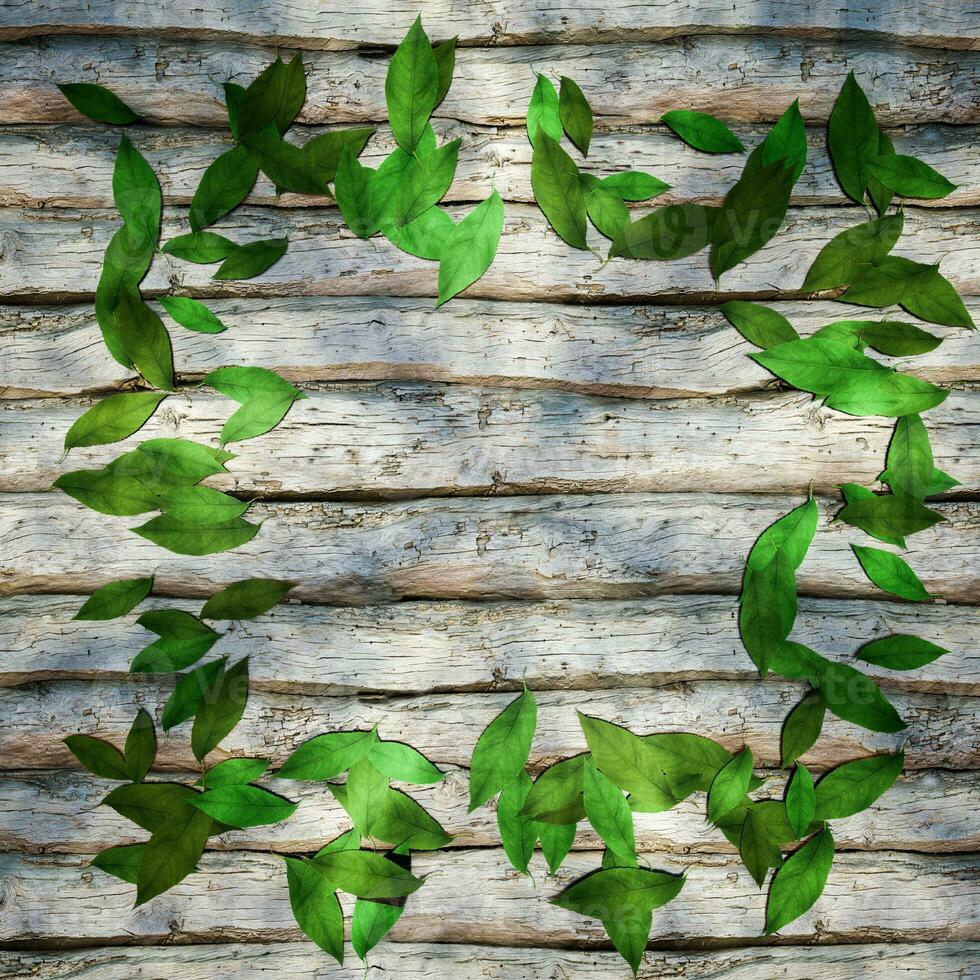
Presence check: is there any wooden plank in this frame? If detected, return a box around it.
[1,493,977,605]
[2,37,977,129]
[2,767,975,855]
[1,849,976,946]
[1,680,975,772]
[2,0,977,50]
[0,204,977,305]
[3,942,979,980]
[2,593,976,696]
[4,297,979,401]
[3,387,976,498]
[2,123,978,210]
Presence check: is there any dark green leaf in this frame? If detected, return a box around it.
[223,82,246,138]
[54,468,161,516]
[137,609,216,641]
[124,709,156,782]
[880,415,935,502]
[661,110,744,154]
[739,807,772,888]
[720,301,798,348]
[300,127,374,183]
[828,71,879,204]
[867,128,895,215]
[642,732,731,799]
[521,754,588,825]
[64,733,130,780]
[385,16,439,153]
[866,154,956,200]
[707,746,753,824]
[852,321,942,356]
[213,237,288,280]
[64,391,167,451]
[837,493,943,547]
[95,225,155,367]
[785,763,816,839]
[599,171,669,201]
[74,576,153,621]
[497,769,538,874]
[852,545,934,601]
[582,761,636,865]
[367,783,453,851]
[91,844,144,884]
[237,54,306,138]
[58,82,139,125]
[130,633,219,674]
[203,757,270,788]
[531,130,587,249]
[162,231,238,264]
[284,856,344,962]
[437,190,504,306]
[309,849,424,899]
[200,578,296,621]
[751,99,807,184]
[191,784,297,827]
[802,214,904,291]
[133,514,260,555]
[432,36,457,107]
[115,289,174,391]
[333,148,379,238]
[469,687,536,811]
[135,802,212,906]
[161,658,226,731]
[780,689,826,767]
[102,782,197,833]
[764,827,835,934]
[191,657,249,761]
[240,125,329,195]
[527,73,562,147]
[368,740,443,784]
[352,897,404,961]
[110,438,233,493]
[538,820,576,874]
[559,76,592,155]
[278,729,378,781]
[158,296,227,334]
[609,204,715,260]
[369,145,417,229]
[113,136,161,249]
[158,485,250,524]
[813,753,904,820]
[188,145,258,231]
[856,634,948,671]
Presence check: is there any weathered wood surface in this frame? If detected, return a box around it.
[2,849,977,946]
[3,0,978,50]
[4,387,977,498]
[3,37,977,128]
[3,593,976,696]
[1,205,977,304]
[3,681,976,772]
[2,767,975,855]
[3,123,979,210]
[2,494,977,604]
[3,942,979,980]
[5,298,979,400]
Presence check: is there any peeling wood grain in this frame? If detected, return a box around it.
[2,122,978,210]
[2,37,977,128]
[2,387,976,498]
[2,593,976,696]
[1,767,975,856]
[2,0,978,50]
[2,680,976,772]
[3,297,979,400]
[1,849,977,947]
[2,494,977,604]
[0,205,977,305]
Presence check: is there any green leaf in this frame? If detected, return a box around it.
[385,16,439,153]
[520,754,588,824]
[284,856,344,962]
[468,687,536,811]
[843,256,974,329]
[764,827,835,934]
[388,139,460,229]
[130,633,219,674]
[642,733,732,799]
[582,761,636,865]
[368,740,443,784]
[138,608,215,640]
[707,746,753,824]
[54,468,161,517]
[64,733,130,780]
[851,321,942,356]
[200,578,296,621]
[352,897,404,961]
[64,391,167,451]
[661,110,744,154]
[435,190,505,306]
[213,237,289,280]
[584,182,630,240]
[158,296,227,334]
[369,146,417,229]
[133,514,260,555]
[432,36,457,107]
[609,204,715,260]
[751,99,807,184]
[204,365,304,443]
[161,658,226,731]
[333,148,379,238]
[102,782,197,833]
[559,76,593,155]
[497,769,538,874]
[309,849,424,899]
[852,545,934,602]
[739,807,772,888]
[135,802,212,906]
[91,844,145,884]
[158,485,250,525]
[113,136,161,250]
[237,54,306,138]
[538,820,576,874]
[74,576,153,620]
[386,204,455,260]
[785,763,816,839]
[813,753,904,820]
[531,130,587,249]
[110,438,233,492]
[124,709,156,782]
[856,634,948,671]
[720,301,798,348]
[240,125,329,195]
[802,214,904,291]
[191,657,249,761]
[527,73,562,147]
[866,154,956,200]
[299,127,374,184]
[58,82,139,124]
[95,225,155,367]
[190,784,297,827]
[223,82,246,138]
[367,783,453,850]
[579,713,677,811]
[203,757,270,789]
[162,231,238,264]
[599,171,669,201]
[188,145,258,231]
[115,290,174,391]
[837,493,943,547]
[828,72,879,204]
[780,689,826,767]
[867,128,896,215]
[880,415,934,501]
[278,729,378,781]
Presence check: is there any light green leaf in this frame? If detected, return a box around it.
[162,232,238,264]
[802,214,904,291]
[609,204,715,260]
[497,769,538,874]
[124,709,156,782]
[58,82,139,124]
[837,493,943,547]
[340,758,391,838]
[54,468,161,517]
[436,190,504,306]
[95,225,155,367]
[764,828,835,934]
[661,110,744,154]
[538,820,576,874]
[527,73,562,147]
[158,485,251,524]
[190,784,298,827]
[110,438,233,492]
[213,237,288,280]
[866,154,956,200]
[64,391,167,451]
[520,754,588,824]
[64,733,130,780]
[113,136,161,248]
[828,71,879,204]
[200,578,296,621]
[284,856,344,962]
[813,753,904,820]
[433,36,457,107]
[582,761,636,865]
[852,545,934,602]
[559,76,593,155]
[385,16,439,153]
[720,301,798,348]
[221,390,301,444]
[642,732,732,799]
[278,729,378,781]
[74,576,153,621]
[531,130,587,249]
[158,295,227,334]
[388,139,460,228]
[584,182,630,240]
[333,148,379,238]
[190,657,249,761]
[115,289,174,391]
[739,807,772,888]
[352,897,404,961]
[856,634,948,671]
[161,658,226,731]
[368,740,443,784]
[386,204,455,260]
[188,145,258,232]
[135,802,212,906]
[237,54,306,138]
[880,415,934,501]
[780,689,826,767]
[850,321,942,356]
[91,844,145,884]
[134,513,260,556]
[707,746,753,824]
[309,849,424,899]
[600,171,669,201]
[203,757,269,788]
[367,784,453,850]
[785,763,816,839]
[468,687,536,811]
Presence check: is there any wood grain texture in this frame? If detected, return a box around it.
[1,849,977,946]
[2,0,977,50]
[2,122,978,210]
[2,593,976,696]
[2,942,979,979]
[2,680,975,772]
[3,36,977,129]
[4,297,979,401]
[2,494,977,604]
[2,767,975,855]
[3,387,976,498]
[1,205,977,305]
